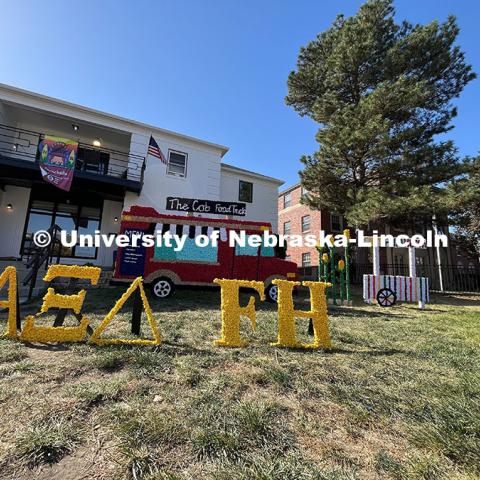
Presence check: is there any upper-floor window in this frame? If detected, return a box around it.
[283,221,291,235]
[331,214,342,232]
[167,150,188,177]
[302,252,311,267]
[283,192,292,209]
[239,180,253,203]
[301,215,311,232]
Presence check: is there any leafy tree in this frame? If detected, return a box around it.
[286,0,475,227]
[448,157,480,256]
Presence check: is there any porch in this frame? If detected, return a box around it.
[0,100,146,195]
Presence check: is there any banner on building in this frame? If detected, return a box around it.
[38,135,78,191]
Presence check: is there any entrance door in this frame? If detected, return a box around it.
[22,186,102,260]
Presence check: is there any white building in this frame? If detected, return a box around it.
[0,83,283,268]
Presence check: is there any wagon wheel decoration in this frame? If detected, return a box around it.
[376,288,397,307]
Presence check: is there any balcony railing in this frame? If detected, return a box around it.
[0,123,145,184]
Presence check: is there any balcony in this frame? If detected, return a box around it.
[0,123,145,195]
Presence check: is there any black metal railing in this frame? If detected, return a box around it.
[350,263,480,293]
[298,266,318,280]
[0,123,39,161]
[0,123,145,183]
[416,264,480,293]
[298,263,480,293]
[23,224,62,300]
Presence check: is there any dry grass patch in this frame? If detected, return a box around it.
[0,287,478,479]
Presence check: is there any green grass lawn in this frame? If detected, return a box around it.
[0,287,479,479]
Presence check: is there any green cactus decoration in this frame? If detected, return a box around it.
[317,229,351,305]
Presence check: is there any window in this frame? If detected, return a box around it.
[167,150,187,177]
[302,252,311,267]
[238,180,253,203]
[283,192,291,209]
[331,214,342,232]
[22,197,101,259]
[283,221,291,235]
[301,215,311,232]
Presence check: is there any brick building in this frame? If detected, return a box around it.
[278,183,345,269]
[278,182,480,291]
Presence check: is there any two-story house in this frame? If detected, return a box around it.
[0,83,283,269]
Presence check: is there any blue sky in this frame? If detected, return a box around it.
[1,0,478,189]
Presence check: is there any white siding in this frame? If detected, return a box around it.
[0,186,31,258]
[220,169,279,232]
[124,134,223,214]
[96,200,123,267]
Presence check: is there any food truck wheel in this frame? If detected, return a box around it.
[376,288,396,307]
[151,278,175,298]
[265,283,278,303]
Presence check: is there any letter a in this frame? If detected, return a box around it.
[0,267,18,339]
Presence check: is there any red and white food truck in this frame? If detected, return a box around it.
[113,206,298,301]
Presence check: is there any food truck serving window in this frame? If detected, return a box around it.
[235,235,280,258]
[235,235,259,256]
[154,237,218,263]
[260,245,275,257]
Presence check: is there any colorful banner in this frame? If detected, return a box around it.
[38,135,78,191]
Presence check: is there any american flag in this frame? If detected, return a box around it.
[148,135,167,164]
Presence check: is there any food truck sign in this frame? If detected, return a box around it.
[166,197,246,216]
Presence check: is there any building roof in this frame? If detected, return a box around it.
[221,163,284,186]
[0,83,230,156]
[278,182,301,196]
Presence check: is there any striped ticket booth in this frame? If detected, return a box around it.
[363,274,429,306]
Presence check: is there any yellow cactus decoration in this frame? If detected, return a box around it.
[338,259,345,271]
[90,277,161,346]
[343,228,350,240]
[213,278,265,347]
[0,266,18,339]
[322,253,329,264]
[271,279,332,349]
[20,316,89,343]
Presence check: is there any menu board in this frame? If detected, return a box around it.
[118,228,147,277]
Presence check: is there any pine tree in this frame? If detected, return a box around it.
[448,157,480,256]
[286,0,475,227]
